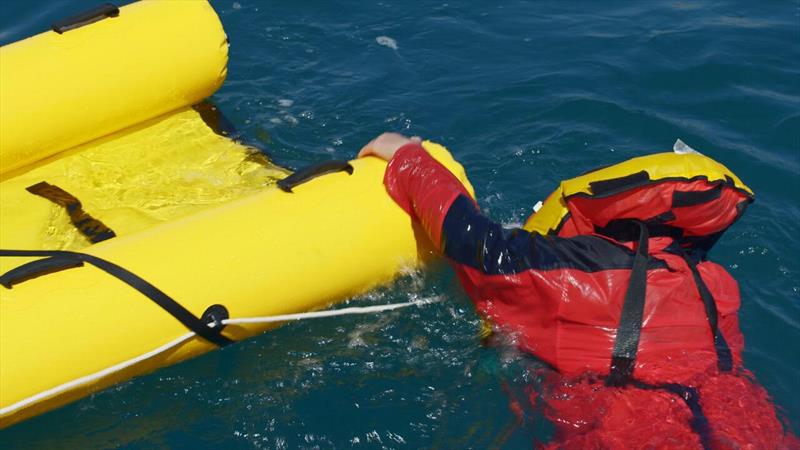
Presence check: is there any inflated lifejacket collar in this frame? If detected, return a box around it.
[523,151,754,254]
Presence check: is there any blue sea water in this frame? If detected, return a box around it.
[1,1,798,448]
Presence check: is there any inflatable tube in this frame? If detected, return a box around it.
[0,141,471,427]
[0,1,474,427]
[0,0,228,176]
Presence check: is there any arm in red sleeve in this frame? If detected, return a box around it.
[384,143,542,275]
[384,143,609,277]
[383,143,473,251]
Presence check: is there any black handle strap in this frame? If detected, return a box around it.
[27,182,116,244]
[0,249,233,347]
[0,256,84,288]
[277,160,353,193]
[606,221,650,387]
[52,3,120,34]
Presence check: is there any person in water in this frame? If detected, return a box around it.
[358,132,797,449]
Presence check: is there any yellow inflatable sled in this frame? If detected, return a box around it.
[0,1,473,427]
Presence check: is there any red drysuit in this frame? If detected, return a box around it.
[383,143,797,449]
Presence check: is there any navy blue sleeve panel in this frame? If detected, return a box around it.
[441,194,534,275]
[441,194,668,275]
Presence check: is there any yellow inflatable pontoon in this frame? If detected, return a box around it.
[0,1,473,427]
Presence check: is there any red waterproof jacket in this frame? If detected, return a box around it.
[384,143,796,449]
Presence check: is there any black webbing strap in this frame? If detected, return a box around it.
[631,380,713,450]
[588,170,650,196]
[27,182,116,244]
[606,221,650,387]
[671,184,723,208]
[0,249,234,347]
[682,254,734,372]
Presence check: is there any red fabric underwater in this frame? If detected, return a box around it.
[538,371,797,450]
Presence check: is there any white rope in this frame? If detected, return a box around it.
[1,297,438,418]
[0,332,196,417]
[217,297,440,326]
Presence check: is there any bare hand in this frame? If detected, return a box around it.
[357,132,422,161]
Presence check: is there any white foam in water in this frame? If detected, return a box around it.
[277,99,294,108]
[375,36,398,50]
[502,221,524,229]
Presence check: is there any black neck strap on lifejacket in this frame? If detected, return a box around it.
[598,222,733,449]
[605,222,734,387]
[0,249,233,347]
[682,254,734,372]
[606,221,650,387]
